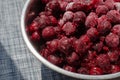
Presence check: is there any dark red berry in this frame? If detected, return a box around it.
[73,35,91,55]
[62,22,76,36]
[66,2,85,12]
[29,22,39,33]
[42,26,56,40]
[47,55,62,66]
[108,51,119,62]
[46,39,59,53]
[111,65,120,73]
[112,25,120,37]
[58,37,72,54]
[64,65,76,72]
[85,12,98,28]
[86,27,99,41]
[40,48,50,59]
[106,10,120,24]
[59,1,68,11]
[77,67,89,74]
[105,0,115,10]
[96,5,109,16]
[105,33,119,48]
[89,67,103,75]
[97,18,111,35]
[73,11,86,25]
[30,31,40,42]
[63,11,74,22]
[93,42,103,52]
[67,52,79,65]
[96,54,110,69]
[49,16,58,26]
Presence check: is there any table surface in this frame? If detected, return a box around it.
[0,0,120,80]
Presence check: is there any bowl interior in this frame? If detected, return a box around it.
[21,0,120,79]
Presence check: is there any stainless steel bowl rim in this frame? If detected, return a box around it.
[21,0,120,79]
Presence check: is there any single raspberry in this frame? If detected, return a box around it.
[96,5,109,16]
[59,1,68,11]
[66,2,85,12]
[67,52,79,65]
[108,51,119,62]
[34,15,50,29]
[63,65,76,72]
[47,55,63,66]
[73,11,86,25]
[97,19,111,35]
[48,16,58,26]
[105,0,115,10]
[40,48,50,59]
[46,39,59,53]
[30,31,41,42]
[45,1,60,12]
[111,25,120,37]
[85,12,98,28]
[111,65,120,73]
[29,22,39,33]
[86,27,99,41]
[58,37,72,54]
[93,42,103,52]
[63,11,74,22]
[77,67,89,74]
[105,33,119,48]
[106,10,120,24]
[89,67,103,75]
[42,26,56,40]
[96,54,110,70]
[73,35,91,55]
[62,22,76,36]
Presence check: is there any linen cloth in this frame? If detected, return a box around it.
[0,0,119,80]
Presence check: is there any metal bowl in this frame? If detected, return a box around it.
[21,0,120,79]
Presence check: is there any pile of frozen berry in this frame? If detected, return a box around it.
[26,0,120,75]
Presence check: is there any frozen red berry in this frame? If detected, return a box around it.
[45,1,60,12]
[86,27,99,41]
[85,12,98,28]
[30,31,40,42]
[105,0,115,10]
[63,65,76,72]
[62,22,76,36]
[46,39,59,53]
[73,35,91,55]
[96,5,109,16]
[108,51,119,62]
[97,18,111,35]
[105,33,119,48]
[93,42,103,52]
[106,10,120,24]
[67,52,79,65]
[49,16,58,26]
[77,67,89,74]
[59,1,68,11]
[58,37,72,54]
[66,2,85,12]
[47,55,62,66]
[63,11,74,22]
[40,48,50,58]
[73,11,86,25]
[111,65,120,73]
[89,67,103,75]
[96,54,110,69]
[112,25,120,37]
[42,26,56,40]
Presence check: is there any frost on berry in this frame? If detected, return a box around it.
[85,12,98,28]
[105,33,119,48]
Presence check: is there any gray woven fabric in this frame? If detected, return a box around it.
[0,0,120,80]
